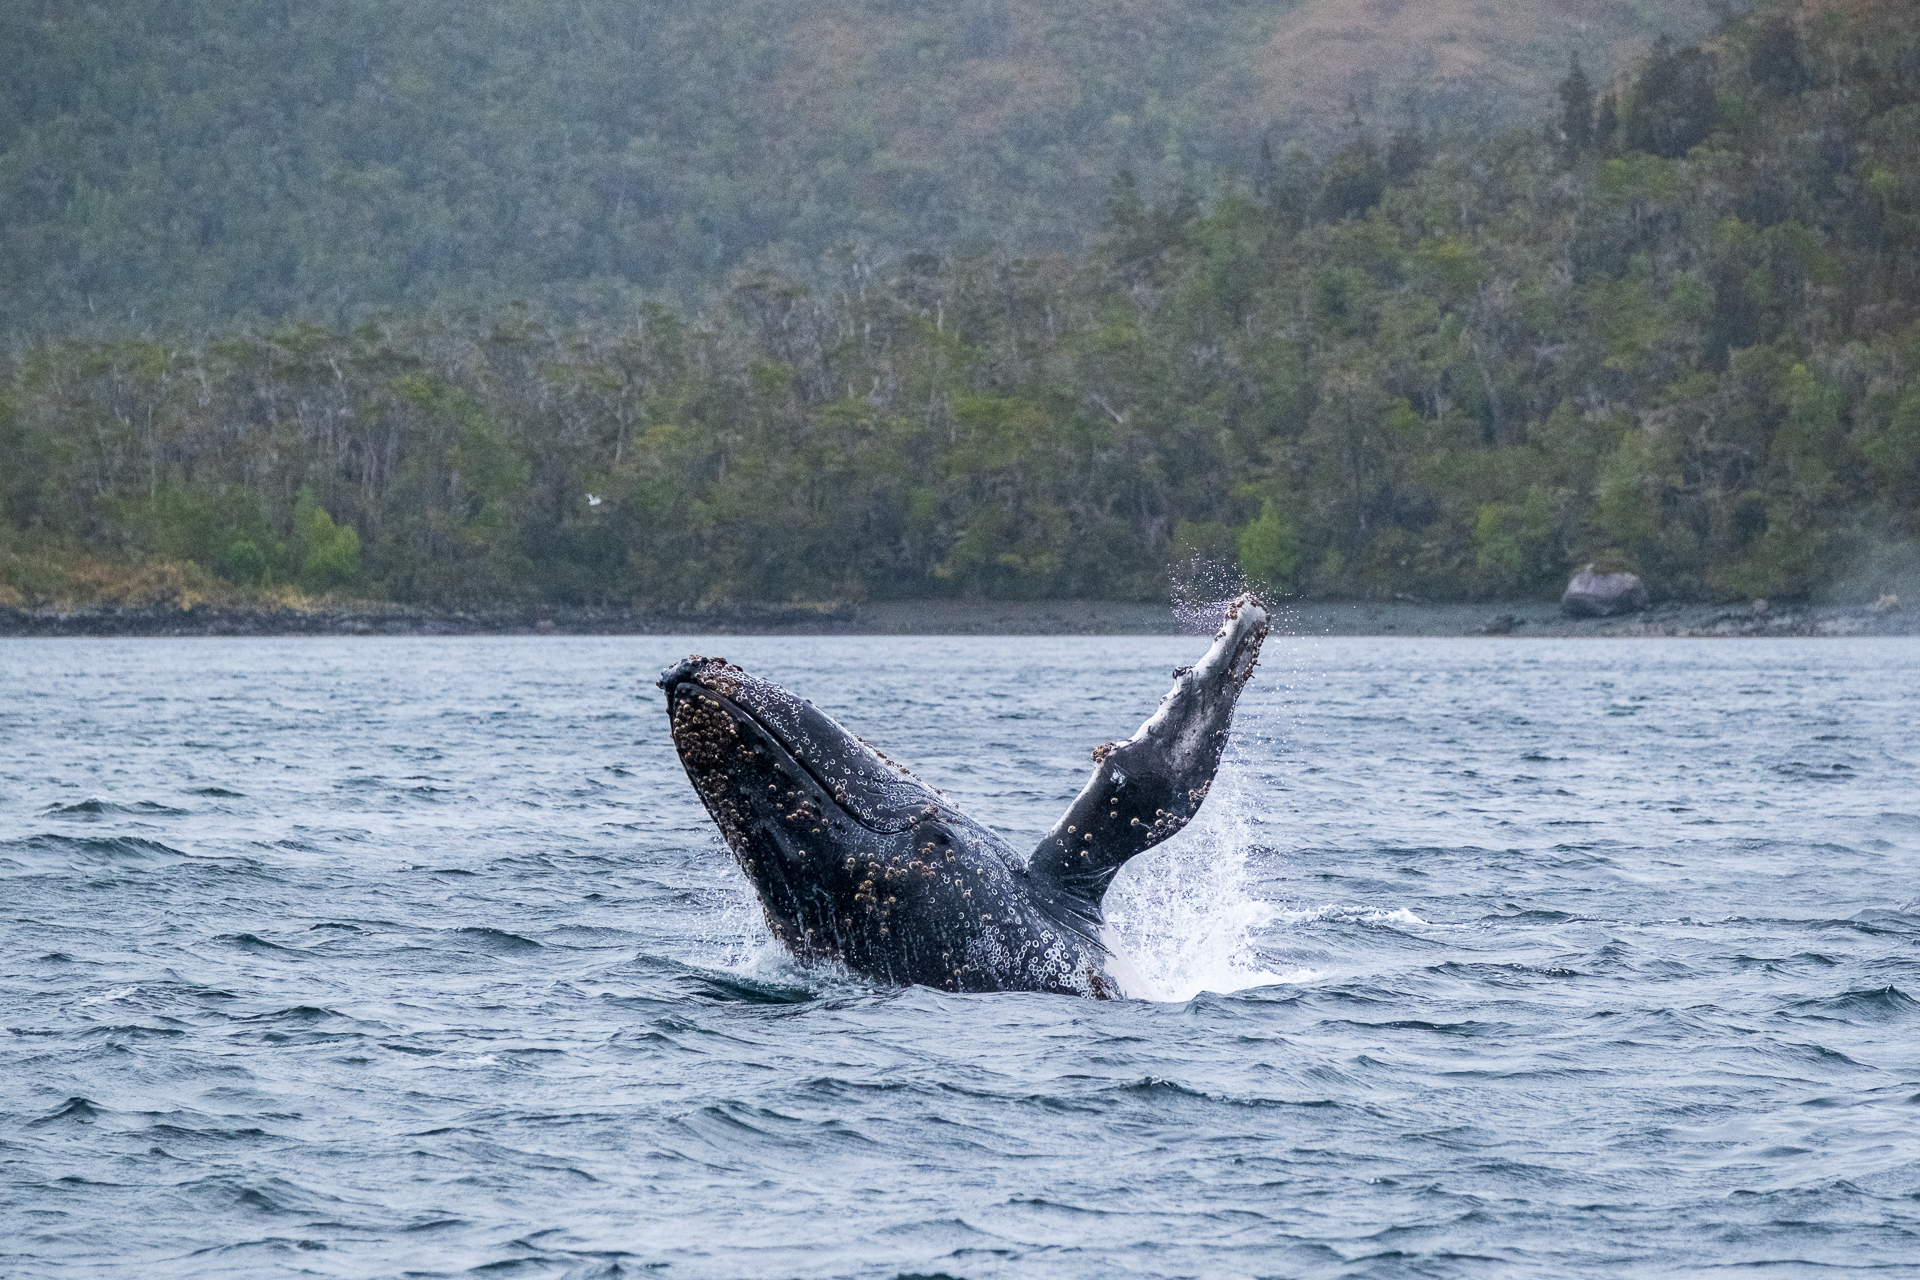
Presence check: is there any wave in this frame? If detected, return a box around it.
[1783,986,1919,1022]
[446,927,543,953]
[1276,904,1434,928]
[41,798,189,817]
[677,968,828,1005]
[28,1096,105,1126]
[1845,909,1920,935]
[75,1024,188,1040]
[0,833,190,868]
[214,933,307,955]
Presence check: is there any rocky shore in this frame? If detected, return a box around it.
[0,599,861,638]
[2,596,1914,638]
[1274,598,1916,639]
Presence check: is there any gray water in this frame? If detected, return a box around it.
[3,634,1918,1279]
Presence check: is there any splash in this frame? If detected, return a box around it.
[1102,561,1307,1000]
[1170,552,1299,641]
[1102,757,1297,1000]
[690,854,781,972]
[1270,904,1431,928]
[694,851,862,994]
[1169,554,1259,634]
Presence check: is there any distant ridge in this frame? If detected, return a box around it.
[0,0,1751,332]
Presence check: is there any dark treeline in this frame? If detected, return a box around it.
[4,0,1918,608]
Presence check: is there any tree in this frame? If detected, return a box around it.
[1596,93,1620,154]
[1626,37,1718,158]
[1318,135,1387,222]
[1238,500,1301,592]
[1748,18,1809,97]
[293,489,362,592]
[1558,54,1596,160]
[1386,105,1426,183]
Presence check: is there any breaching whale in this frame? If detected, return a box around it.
[658,595,1270,998]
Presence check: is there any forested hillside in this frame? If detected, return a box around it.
[1,0,1742,331]
[4,0,1917,608]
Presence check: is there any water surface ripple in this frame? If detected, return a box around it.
[3,636,1918,1278]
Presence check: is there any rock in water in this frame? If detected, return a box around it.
[1561,564,1649,617]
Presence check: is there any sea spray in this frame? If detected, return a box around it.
[692,846,781,973]
[1169,556,1258,634]
[1105,628,1298,1001]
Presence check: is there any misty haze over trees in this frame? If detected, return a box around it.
[0,0,1747,328]
[2,0,1917,609]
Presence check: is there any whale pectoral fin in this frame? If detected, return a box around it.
[1026,738,1188,920]
[1027,595,1269,918]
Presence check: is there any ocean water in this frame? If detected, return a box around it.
[3,633,1918,1279]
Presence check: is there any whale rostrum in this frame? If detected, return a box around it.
[657,595,1271,998]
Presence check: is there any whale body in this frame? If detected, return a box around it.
[658,596,1270,998]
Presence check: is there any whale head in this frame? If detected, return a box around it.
[657,655,972,955]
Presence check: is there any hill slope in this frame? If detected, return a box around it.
[7,0,1917,611]
[1,0,1747,332]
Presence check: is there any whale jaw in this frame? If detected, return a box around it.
[661,680,858,961]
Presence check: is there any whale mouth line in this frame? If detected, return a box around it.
[665,680,905,835]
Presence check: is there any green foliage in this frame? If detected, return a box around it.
[1238,501,1300,592]
[1725,503,1827,598]
[222,539,270,588]
[293,489,361,592]
[1317,137,1387,222]
[1625,37,1719,158]
[1473,488,1559,595]
[0,0,1751,332]
[2,0,1917,607]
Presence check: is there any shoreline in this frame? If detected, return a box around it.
[2,597,1914,639]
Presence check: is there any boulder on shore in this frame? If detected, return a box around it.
[1561,564,1649,618]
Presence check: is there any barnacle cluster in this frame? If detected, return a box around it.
[670,692,755,854]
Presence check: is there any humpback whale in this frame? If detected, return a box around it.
[658,595,1270,998]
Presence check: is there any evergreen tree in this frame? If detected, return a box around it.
[1626,37,1718,157]
[1558,54,1596,160]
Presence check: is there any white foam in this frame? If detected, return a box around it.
[1270,904,1431,928]
[76,985,139,1007]
[691,851,780,972]
[1103,761,1294,1002]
